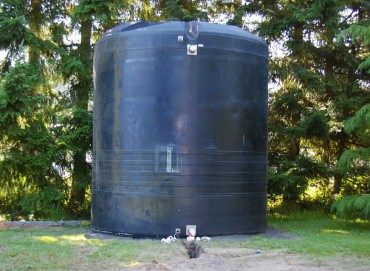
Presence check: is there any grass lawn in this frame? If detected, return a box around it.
[251,211,370,257]
[0,211,369,270]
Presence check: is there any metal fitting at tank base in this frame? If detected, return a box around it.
[186,225,197,237]
[187,44,197,55]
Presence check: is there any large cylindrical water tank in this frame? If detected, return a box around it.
[92,21,268,237]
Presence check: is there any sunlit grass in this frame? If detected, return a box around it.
[0,226,181,271]
[200,211,370,259]
[0,212,369,270]
[124,261,142,268]
[37,236,59,243]
[248,211,370,257]
[321,229,350,234]
[60,234,87,242]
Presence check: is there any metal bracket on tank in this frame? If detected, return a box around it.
[154,144,183,173]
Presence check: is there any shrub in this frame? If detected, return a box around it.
[331,194,370,220]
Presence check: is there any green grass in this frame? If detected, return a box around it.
[0,226,181,271]
[0,212,369,270]
[239,211,370,257]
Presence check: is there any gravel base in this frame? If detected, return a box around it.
[1,220,297,241]
[84,226,297,241]
[1,220,91,228]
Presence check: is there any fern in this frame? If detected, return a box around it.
[338,103,370,170]
[338,148,370,170]
[339,24,370,46]
[359,57,370,73]
[331,194,370,220]
[345,104,370,144]
[338,23,370,74]
[337,23,370,170]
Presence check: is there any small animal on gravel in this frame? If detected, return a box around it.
[181,240,204,258]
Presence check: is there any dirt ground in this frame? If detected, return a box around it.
[85,229,369,271]
[127,247,369,271]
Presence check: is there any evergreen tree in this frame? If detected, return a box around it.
[244,0,370,204]
[1,0,369,219]
[207,0,245,26]
[0,0,129,219]
[338,18,370,194]
[56,0,128,218]
[0,0,67,219]
[153,0,208,21]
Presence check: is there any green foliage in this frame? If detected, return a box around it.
[339,148,370,170]
[300,111,329,139]
[335,8,370,197]
[0,63,43,128]
[0,62,67,219]
[338,23,370,73]
[359,57,370,71]
[0,0,94,219]
[268,155,329,202]
[331,194,370,220]
[345,104,370,145]
[337,71,369,190]
[251,0,370,203]
[18,185,67,220]
[157,0,208,21]
[0,15,27,51]
[1,0,370,220]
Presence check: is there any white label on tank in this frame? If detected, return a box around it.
[166,146,173,172]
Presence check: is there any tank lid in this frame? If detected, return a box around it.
[105,21,162,33]
[103,21,265,44]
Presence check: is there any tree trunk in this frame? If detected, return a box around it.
[69,15,92,218]
[29,0,42,65]
[332,134,347,195]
